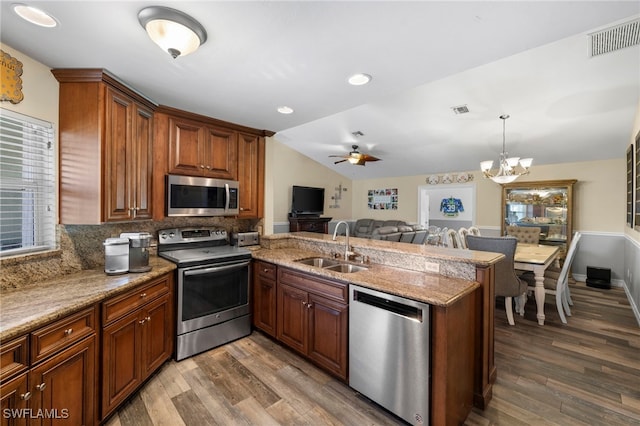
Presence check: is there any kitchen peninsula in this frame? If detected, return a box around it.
[251,231,503,425]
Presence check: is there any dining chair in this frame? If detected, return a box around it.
[521,232,582,324]
[506,225,541,244]
[457,227,469,249]
[468,226,481,236]
[466,235,528,326]
[445,228,463,249]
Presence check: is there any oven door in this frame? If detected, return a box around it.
[177,259,250,335]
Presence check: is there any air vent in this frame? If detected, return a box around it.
[589,18,640,57]
[451,105,469,114]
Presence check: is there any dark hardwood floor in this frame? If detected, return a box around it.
[105,282,640,426]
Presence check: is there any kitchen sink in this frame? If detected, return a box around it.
[324,263,368,274]
[294,257,368,273]
[295,257,340,268]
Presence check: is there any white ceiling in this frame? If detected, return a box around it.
[1,1,639,180]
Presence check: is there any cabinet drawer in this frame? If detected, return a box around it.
[30,306,97,365]
[0,335,28,382]
[256,261,277,280]
[102,275,171,325]
[278,267,348,303]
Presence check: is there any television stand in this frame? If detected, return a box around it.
[289,217,332,234]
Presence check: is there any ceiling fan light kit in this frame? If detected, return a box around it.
[480,115,533,184]
[329,145,380,166]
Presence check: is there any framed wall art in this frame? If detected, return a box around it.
[367,188,398,210]
[628,143,634,228]
[635,132,640,231]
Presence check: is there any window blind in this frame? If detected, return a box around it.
[0,108,55,256]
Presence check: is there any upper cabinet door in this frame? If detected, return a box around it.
[205,126,238,180]
[238,133,265,218]
[132,105,154,220]
[167,117,207,176]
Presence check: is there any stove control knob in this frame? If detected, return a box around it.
[169,232,175,239]
[220,230,226,236]
[215,230,221,235]
[159,232,167,240]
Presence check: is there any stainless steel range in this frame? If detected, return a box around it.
[157,227,252,361]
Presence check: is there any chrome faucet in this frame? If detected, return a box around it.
[332,220,354,261]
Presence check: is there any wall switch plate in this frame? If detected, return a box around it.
[425,261,440,273]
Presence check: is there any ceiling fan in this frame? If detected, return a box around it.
[329,145,381,166]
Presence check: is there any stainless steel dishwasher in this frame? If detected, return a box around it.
[349,284,430,425]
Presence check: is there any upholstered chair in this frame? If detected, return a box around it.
[506,225,541,245]
[466,235,528,326]
[457,227,469,249]
[468,226,481,236]
[445,228,463,249]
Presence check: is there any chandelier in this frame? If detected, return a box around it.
[480,114,533,184]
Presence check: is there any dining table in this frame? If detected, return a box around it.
[514,243,561,325]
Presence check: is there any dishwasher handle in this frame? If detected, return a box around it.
[353,289,424,322]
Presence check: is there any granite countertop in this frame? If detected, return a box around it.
[0,257,176,341]
[252,246,481,307]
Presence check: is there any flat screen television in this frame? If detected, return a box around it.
[291,185,324,217]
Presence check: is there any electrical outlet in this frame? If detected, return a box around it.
[425,261,440,273]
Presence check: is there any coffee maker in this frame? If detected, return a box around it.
[120,232,152,273]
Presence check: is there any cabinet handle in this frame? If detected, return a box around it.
[21,392,31,401]
[36,383,46,391]
[139,318,146,324]
[140,293,147,298]
[64,328,73,336]
[307,303,313,309]
[301,300,306,306]
[263,268,269,273]
[206,165,211,170]
[200,164,205,169]
[145,316,151,322]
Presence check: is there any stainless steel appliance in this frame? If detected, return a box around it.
[234,231,259,247]
[103,237,129,275]
[349,284,430,425]
[166,174,239,217]
[158,227,252,361]
[120,232,152,273]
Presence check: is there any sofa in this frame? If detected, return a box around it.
[352,219,426,243]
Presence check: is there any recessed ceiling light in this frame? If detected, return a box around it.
[13,3,58,28]
[348,73,372,86]
[277,106,294,114]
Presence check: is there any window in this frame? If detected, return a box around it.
[0,108,55,256]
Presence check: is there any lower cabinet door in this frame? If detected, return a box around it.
[29,336,96,426]
[101,310,140,419]
[277,284,308,354]
[140,295,172,378]
[307,294,348,380]
[253,274,277,337]
[0,373,28,426]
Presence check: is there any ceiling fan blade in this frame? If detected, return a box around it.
[362,154,381,162]
[329,155,348,158]
[334,159,348,164]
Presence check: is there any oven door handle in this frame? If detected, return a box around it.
[184,261,250,277]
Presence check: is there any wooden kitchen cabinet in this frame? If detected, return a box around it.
[237,133,265,218]
[100,273,174,420]
[0,307,98,426]
[167,115,238,180]
[252,261,277,337]
[277,267,348,380]
[52,69,156,224]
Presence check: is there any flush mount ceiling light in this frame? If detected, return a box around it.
[138,6,207,59]
[348,73,372,86]
[12,3,57,27]
[480,115,533,184]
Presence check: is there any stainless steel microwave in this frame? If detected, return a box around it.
[166,175,239,216]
